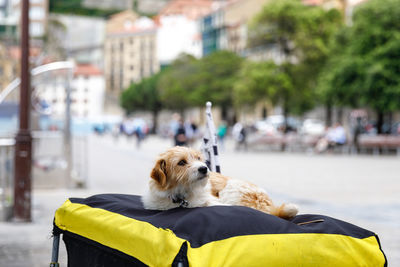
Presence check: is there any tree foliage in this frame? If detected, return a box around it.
[247,0,342,115]
[158,51,242,113]
[49,0,122,18]
[158,54,200,112]
[318,0,400,130]
[192,50,243,108]
[120,72,162,114]
[233,61,292,107]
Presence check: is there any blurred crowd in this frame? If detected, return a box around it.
[89,111,400,154]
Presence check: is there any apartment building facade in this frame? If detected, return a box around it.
[157,0,214,66]
[200,0,272,57]
[39,63,105,118]
[13,0,48,38]
[104,10,159,95]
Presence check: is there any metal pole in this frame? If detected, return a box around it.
[50,234,60,267]
[64,67,73,188]
[13,0,32,222]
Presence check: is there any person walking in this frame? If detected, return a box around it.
[174,118,187,146]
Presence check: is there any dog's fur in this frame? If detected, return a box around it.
[142,146,298,219]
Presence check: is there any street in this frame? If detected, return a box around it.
[0,134,399,266]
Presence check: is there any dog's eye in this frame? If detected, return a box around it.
[178,160,187,166]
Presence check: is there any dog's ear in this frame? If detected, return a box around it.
[150,159,167,188]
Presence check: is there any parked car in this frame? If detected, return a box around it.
[254,115,301,135]
[300,119,325,136]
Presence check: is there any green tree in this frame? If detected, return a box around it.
[159,51,242,122]
[193,50,243,122]
[318,0,400,133]
[49,0,122,18]
[248,0,342,119]
[233,61,293,113]
[158,54,200,113]
[120,72,163,133]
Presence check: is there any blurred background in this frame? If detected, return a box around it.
[0,0,399,266]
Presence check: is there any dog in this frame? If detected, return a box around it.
[142,146,298,219]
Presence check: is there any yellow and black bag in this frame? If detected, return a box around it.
[53,194,387,267]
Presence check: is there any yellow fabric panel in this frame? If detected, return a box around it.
[187,234,385,267]
[54,200,185,267]
[55,200,385,267]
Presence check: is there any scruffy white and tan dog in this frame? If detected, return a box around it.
[142,146,298,219]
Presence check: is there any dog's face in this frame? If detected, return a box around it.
[150,146,209,191]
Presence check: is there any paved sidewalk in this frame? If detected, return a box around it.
[0,135,398,266]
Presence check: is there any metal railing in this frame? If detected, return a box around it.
[0,132,88,221]
[32,131,88,189]
[0,138,15,221]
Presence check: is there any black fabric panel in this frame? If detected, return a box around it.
[63,231,148,267]
[171,242,189,267]
[69,194,377,248]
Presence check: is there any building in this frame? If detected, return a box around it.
[0,0,17,39]
[136,0,170,15]
[39,63,105,118]
[104,10,159,95]
[52,14,106,68]
[71,64,105,118]
[200,0,368,58]
[200,0,273,57]
[0,45,43,103]
[156,0,214,66]
[14,0,49,38]
[82,0,133,11]
[200,5,226,56]
[0,0,48,40]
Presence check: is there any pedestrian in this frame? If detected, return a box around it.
[217,121,227,150]
[133,118,147,148]
[353,117,365,153]
[174,118,187,146]
[233,122,247,151]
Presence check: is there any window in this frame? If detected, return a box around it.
[29,7,45,20]
[29,22,43,37]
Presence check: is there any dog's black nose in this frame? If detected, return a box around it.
[198,166,208,174]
